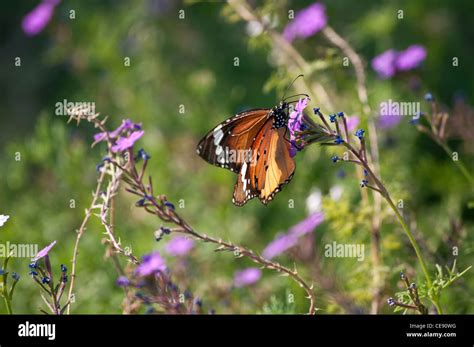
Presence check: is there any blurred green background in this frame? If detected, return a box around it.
[0,0,473,314]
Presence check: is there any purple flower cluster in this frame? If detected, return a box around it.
[288,98,309,157]
[135,251,166,277]
[29,240,70,314]
[22,0,60,36]
[118,250,202,314]
[94,119,144,153]
[262,212,324,259]
[372,45,427,79]
[283,3,327,42]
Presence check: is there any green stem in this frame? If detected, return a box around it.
[439,142,474,187]
[2,290,12,314]
[342,142,444,313]
[384,194,443,314]
[432,299,443,314]
[384,197,431,287]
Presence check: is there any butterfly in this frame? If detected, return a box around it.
[196,78,307,206]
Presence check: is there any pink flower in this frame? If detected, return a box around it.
[262,233,298,259]
[378,114,403,129]
[33,240,57,261]
[283,3,327,42]
[111,130,144,152]
[93,119,141,143]
[371,49,397,79]
[263,212,324,259]
[234,268,261,287]
[395,45,427,71]
[288,211,324,237]
[372,45,427,79]
[288,97,309,157]
[135,251,166,277]
[22,0,60,36]
[165,236,194,257]
[345,116,360,132]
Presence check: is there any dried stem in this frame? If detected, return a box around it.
[66,169,107,314]
[123,161,318,314]
[98,163,139,265]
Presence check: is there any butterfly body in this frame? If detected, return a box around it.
[196,101,296,206]
[271,102,290,129]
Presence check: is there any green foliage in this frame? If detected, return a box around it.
[259,290,297,314]
[0,0,473,314]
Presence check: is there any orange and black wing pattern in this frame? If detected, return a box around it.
[233,119,295,206]
[197,107,295,206]
[196,109,270,173]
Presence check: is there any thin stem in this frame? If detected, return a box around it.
[125,165,317,313]
[3,296,12,314]
[322,25,384,313]
[342,142,439,310]
[438,142,474,188]
[67,169,106,314]
[176,224,317,314]
[420,110,473,188]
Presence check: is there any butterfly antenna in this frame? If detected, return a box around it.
[283,93,310,103]
[281,74,304,101]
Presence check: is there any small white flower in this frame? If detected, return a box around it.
[306,189,322,214]
[330,185,344,201]
[0,215,10,227]
[245,20,263,37]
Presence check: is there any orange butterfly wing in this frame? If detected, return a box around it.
[196,109,270,173]
[255,126,295,205]
[233,120,295,206]
[197,108,295,206]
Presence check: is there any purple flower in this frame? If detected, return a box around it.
[262,234,298,259]
[135,251,166,277]
[288,97,309,157]
[234,268,262,288]
[378,103,404,129]
[116,276,130,287]
[33,240,56,261]
[111,130,144,153]
[22,0,60,36]
[395,45,427,71]
[345,116,360,132]
[288,212,324,237]
[372,45,427,79]
[263,212,324,259]
[288,98,308,136]
[109,119,138,137]
[283,3,327,42]
[378,114,403,129]
[93,132,107,143]
[165,236,194,257]
[93,119,141,143]
[371,49,397,79]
